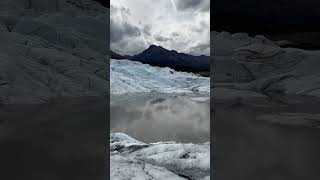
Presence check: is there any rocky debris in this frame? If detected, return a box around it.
[0,0,109,104]
[110,133,210,180]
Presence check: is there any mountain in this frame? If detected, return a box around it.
[126,45,210,76]
[110,50,125,59]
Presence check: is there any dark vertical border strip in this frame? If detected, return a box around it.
[210,0,215,179]
[105,0,110,180]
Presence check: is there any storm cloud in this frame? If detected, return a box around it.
[110,0,210,56]
[110,19,140,42]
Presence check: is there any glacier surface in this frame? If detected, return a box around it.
[110,59,210,95]
[212,31,320,99]
[110,133,210,180]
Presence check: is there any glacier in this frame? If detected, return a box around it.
[212,31,320,99]
[110,133,210,180]
[110,59,210,95]
[110,58,210,179]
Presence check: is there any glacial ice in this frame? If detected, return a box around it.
[212,31,320,99]
[0,1,109,104]
[110,59,210,95]
[110,133,210,180]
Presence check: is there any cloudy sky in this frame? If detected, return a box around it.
[110,0,210,56]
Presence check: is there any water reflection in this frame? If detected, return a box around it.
[110,92,210,143]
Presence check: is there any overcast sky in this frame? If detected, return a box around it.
[110,0,210,56]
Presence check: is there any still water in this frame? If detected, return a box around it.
[110,92,210,143]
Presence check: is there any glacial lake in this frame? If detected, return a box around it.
[110,92,210,143]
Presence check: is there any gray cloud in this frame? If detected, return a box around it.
[110,18,140,43]
[190,20,209,33]
[188,41,210,56]
[154,35,171,42]
[112,39,146,55]
[110,0,209,56]
[175,0,210,12]
[110,5,131,15]
[110,5,141,43]
[142,25,152,36]
[110,4,145,55]
[172,32,180,37]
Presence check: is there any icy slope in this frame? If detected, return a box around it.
[0,0,109,104]
[110,133,210,180]
[110,59,209,95]
[212,31,320,99]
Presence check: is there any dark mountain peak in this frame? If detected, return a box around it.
[145,44,167,52]
[148,44,162,48]
[110,50,125,59]
[149,44,158,48]
[130,45,210,75]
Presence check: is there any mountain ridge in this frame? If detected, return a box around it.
[110,50,125,59]
[112,45,210,76]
